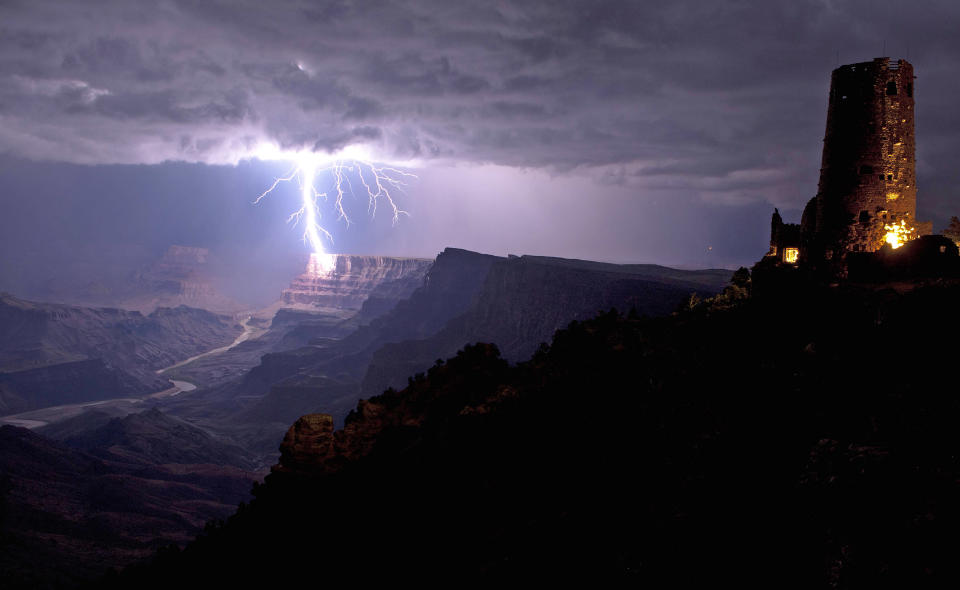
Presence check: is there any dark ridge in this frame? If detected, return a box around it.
[101,278,960,588]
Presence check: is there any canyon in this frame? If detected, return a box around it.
[0,248,731,587]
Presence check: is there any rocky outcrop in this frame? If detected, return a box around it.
[271,343,507,477]
[281,254,432,309]
[272,413,335,474]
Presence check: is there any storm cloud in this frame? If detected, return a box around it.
[2,0,960,284]
[2,2,957,169]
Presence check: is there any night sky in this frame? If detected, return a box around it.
[2,0,958,304]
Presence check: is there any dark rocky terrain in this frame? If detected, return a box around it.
[360,253,732,398]
[0,409,257,589]
[0,294,242,414]
[167,248,728,461]
[0,247,731,587]
[159,251,434,391]
[101,276,960,588]
[0,359,147,416]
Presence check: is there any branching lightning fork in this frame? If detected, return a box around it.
[253,151,414,273]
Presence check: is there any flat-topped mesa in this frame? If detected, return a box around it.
[125,245,242,313]
[281,253,433,310]
[148,245,209,280]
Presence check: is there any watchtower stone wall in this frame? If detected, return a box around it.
[807,57,929,260]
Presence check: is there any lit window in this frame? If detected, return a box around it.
[783,248,799,264]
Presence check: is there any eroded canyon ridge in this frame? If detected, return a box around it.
[281,254,432,310]
[0,244,732,587]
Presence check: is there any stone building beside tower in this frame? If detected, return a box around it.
[766,57,933,271]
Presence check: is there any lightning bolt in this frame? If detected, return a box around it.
[252,148,414,274]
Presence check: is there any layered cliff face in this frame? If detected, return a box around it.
[360,254,731,398]
[222,248,727,443]
[125,245,243,313]
[224,249,499,435]
[280,254,432,310]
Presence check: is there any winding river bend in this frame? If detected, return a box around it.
[156,315,261,374]
[0,317,257,430]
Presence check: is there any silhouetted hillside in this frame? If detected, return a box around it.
[105,277,960,587]
[0,411,257,589]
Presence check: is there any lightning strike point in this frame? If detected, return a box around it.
[250,145,415,276]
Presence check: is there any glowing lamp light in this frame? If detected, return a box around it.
[783,247,799,264]
[884,220,914,249]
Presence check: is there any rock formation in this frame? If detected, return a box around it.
[127,245,243,313]
[280,253,432,309]
[272,413,336,474]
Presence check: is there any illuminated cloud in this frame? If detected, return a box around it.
[2,0,960,213]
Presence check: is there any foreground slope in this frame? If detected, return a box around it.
[110,278,960,587]
[0,410,257,589]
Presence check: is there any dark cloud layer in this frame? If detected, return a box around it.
[2,2,956,160]
[2,0,960,282]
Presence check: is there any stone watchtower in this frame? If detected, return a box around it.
[801,57,931,263]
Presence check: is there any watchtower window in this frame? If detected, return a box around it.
[859,211,870,223]
[907,83,913,97]
[783,248,799,264]
[887,174,893,181]
[886,81,898,95]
